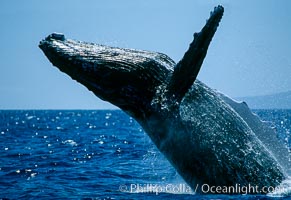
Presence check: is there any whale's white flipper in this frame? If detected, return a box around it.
[218,92,291,175]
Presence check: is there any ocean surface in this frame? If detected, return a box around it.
[0,110,290,199]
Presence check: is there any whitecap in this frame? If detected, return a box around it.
[98,141,104,145]
[62,139,78,146]
[26,116,34,120]
[105,112,111,119]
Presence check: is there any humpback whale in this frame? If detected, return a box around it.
[39,6,290,194]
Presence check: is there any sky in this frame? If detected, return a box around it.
[0,0,291,109]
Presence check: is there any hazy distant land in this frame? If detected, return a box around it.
[236,91,291,109]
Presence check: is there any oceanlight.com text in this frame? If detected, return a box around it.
[201,183,287,194]
[119,183,288,195]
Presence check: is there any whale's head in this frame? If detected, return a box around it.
[39,33,174,120]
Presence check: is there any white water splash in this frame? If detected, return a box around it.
[268,177,291,197]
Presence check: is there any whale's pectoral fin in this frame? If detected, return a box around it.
[167,5,224,101]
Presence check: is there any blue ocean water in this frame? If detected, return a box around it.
[0,110,290,199]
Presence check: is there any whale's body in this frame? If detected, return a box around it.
[39,6,290,194]
[148,80,287,192]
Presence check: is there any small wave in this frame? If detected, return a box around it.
[5,168,38,179]
[62,140,78,146]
